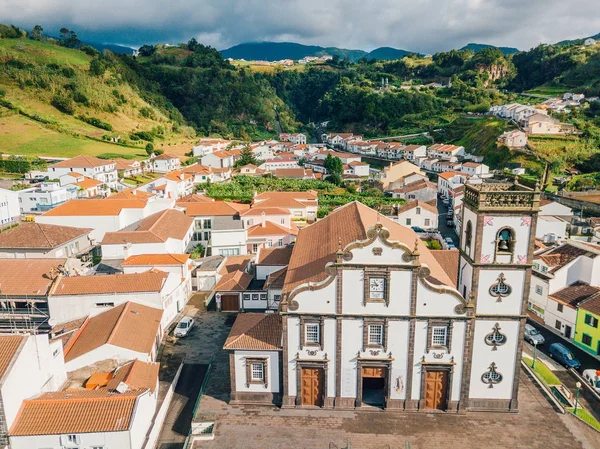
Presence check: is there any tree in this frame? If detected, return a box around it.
[325,173,343,186]
[145,143,154,155]
[190,243,205,259]
[323,153,343,175]
[29,25,43,41]
[187,38,199,52]
[138,45,156,57]
[234,144,259,168]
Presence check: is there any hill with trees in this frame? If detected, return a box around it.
[460,43,519,55]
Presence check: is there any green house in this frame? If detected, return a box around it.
[575,294,600,356]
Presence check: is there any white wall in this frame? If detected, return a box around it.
[211,229,248,256]
[234,350,280,394]
[0,188,20,226]
[129,390,157,449]
[65,344,153,373]
[10,430,132,449]
[398,207,438,229]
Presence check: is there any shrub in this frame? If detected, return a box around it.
[89,58,105,76]
[139,106,155,119]
[50,94,75,115]
[61,67,76,78]
[72,91,90,106]
[133,131,155,142]
[77,115,112,131]
[145,143,154,155]
[80,45,99,56]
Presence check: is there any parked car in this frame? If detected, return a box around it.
[174,316,195,337]
[444,237,454,245]
[411,226,426,233]
[447,243,457,250]
[582,369,600,394]
[549,342,581,370]
[523,324,545,345]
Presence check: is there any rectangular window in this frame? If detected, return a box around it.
[260,293,267,301]
[95,302,114,308]
[251,363,264,380]
[405,218,412,226]
[274,294,281,301]
[555,320,562,330]
[305,323,320,344]
[582,334,593,346]
[281,218,285,224]
[368,324,384,346]
[251,293,259,301]
[424,219,430,227]
[204,231,211,241]
[278,238,284,247]
[252,244,258,253]
[243,293,251,301]
[267,239,273,247]
[557,303,563,313]
[203,219,212,229]
[535,285,543,295]
[541,266,548,273]
[584,314,599,328]
[416,207,421,215]
[431,326,448,346]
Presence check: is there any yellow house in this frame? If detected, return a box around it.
[379,160,425,190]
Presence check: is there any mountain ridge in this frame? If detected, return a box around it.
[459,43,520,55]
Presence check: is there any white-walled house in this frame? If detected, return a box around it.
[528,241,600,338]
[18,182,78,214]
[101,209,194,260]
[192,139,236,157]
[37,197,175,242]
[47,155,118,189]
[0,223,94,260]
[151,153,181,173]
[49,269,189,331]
[201,150,236,169]
[539,200,573,217]
[461,162,489,177]
[139,170,194,200]
[0,334,67,445]
[0,188,19,227]
[226,185,538,412]
[427,144,464,160]
[62,301,163,372]
[252,191,318,221]
[397,200,439,229]
[9,388,156,449]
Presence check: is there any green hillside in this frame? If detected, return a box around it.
[0,37,193,158]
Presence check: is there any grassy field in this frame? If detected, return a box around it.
[0,114,144,158]
[525,85,568,97]
[528,135,596,166]
[0,39,91,67]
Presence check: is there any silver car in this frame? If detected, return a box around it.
[174,316,195,337]
[524,324,545,345]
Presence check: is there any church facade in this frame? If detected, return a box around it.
[224,182,540,412]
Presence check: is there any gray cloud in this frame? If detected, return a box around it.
[1,0,599,52]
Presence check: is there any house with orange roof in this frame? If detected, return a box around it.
[62,301,163,372]
[192,138,237,157]
[379,160,424,190]
[9,388,156,449]
[17,182,79,214]
[122,253,193,299]
[235,163,267,177]
[49,269,188,329]
[101,209,194,259]
[182,163,217,184]
[396,200,439,229]
[47,155,118,189]
[136,169,194,200]
[245,220,298,254]
[260,157,300,171]
[252,191,318,221]
[113,158,143,178]
[36,196,175,242]
[273,167,315,179]
[0,334,67,444]
[200,149,236,169]
[426,143,465,161]
[280,133,306,145]
[58,172,110,198]
[176,200,248,256]
[213,255,255,312]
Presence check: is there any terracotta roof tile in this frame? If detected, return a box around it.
[265,267,287,289]
[0,335,25,380]
[256,247,293,266]
[63,302,163,362]
[215,256,253,291]
[431,250,460,285]
[223,313,282,350]
[0,259,65,296]
[42,199,147,217]
[0,223,91,249]
[177,193,214,203]
[397,200,438,215]
[52,270,168,296]
[241,207,290,216]
[274,168,310,178]
[247,221,298,237]
[50,155,114,169]
[106,359,159,393]
[538,243,593,273]
[9,389,143,436]
[109,189,155,200]
[579,293,600,316]
[549,282,600,308]
[283,202,455,294]
[176,201,241,217]
[122,254,190,266]
[153,153,179,161]
[437,171,465,180]
[102,209,193,244]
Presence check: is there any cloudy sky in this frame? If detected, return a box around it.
[1,0,599,52]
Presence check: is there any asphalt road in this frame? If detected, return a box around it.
[525,319,600,420]
[437,199,459,246]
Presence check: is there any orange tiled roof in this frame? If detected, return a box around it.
[283,201,455,294]
[164,170,193,182]
[74,176,103,189]
[241,207,290,216]
[9,389,143,436]
[42,199,147,217]
[0,335,25,380]
[397,200,438,215]
[0,223,91,249]
[63,302,163,362]
[50,155,114,169]
[437,171,464,180]
[52,270,169,296]
[247,221,298,237]
[177,193,214,203]
[215,256,253,291]
[153,153,179,161]
[256,246,293,265]
[176,201,243,217]
[122,254,190,266]
[102,209,193,244]
[223,313,282,351]
[109,189,155,200]
[106,359,159,393]
[0,259,65,296]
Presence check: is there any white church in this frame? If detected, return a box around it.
[224,181,540,412]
